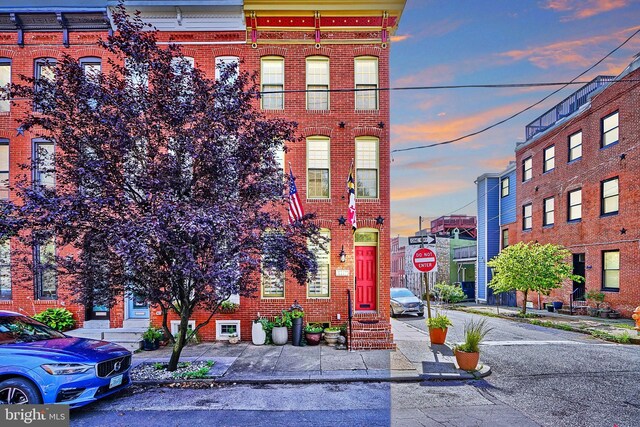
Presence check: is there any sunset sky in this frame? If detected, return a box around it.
[388,0,640,236]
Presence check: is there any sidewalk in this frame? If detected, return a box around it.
[131,319,490,384]
[453,302,640,344]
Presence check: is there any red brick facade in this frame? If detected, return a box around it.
[0,1,405,346]
[515,62,640,316]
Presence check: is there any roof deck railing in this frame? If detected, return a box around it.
[525,75,615,141]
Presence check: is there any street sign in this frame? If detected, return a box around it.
[408,235,437,245]
[412,247,437,273]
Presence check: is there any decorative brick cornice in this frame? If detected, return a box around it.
[257,46,288,58]
[354,46,382,58]
[303,46,331,58]
[353,126,384,138]
[300,126,333,138]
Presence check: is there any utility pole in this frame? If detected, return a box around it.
[419,216,432,320]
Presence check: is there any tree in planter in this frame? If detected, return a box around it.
[488,242,583,315]
[2,4,322,371]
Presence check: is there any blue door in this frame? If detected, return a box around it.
[127,294,149,319]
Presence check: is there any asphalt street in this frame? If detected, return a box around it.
[70,309,640,427]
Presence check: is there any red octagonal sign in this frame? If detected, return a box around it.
[413,248,437,273]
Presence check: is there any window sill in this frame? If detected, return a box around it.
[355,198,380,203]
[307,296,331,300]
[306,109,331,114]
[567,219,582,224]
[307,198,331,203]
[543,168,555,174]
[600,141,619,150]
[568,157,582,164]
[522,228,532,232]
[601,288,620,293]
[261,296,285,300]
[522,178,532,184]
[543,224,554,228]
[600,212,619,218]
[354,109,380,114]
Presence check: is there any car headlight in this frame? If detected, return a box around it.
[391,300,401,307]
[41,363,94,375]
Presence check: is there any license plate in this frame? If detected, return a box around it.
[109,374,123,389]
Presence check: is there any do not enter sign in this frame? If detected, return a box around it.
[413,247,437,273]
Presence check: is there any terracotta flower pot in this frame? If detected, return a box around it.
[305,331,322,346]
[429,327,448,345]
[455,350,480,371]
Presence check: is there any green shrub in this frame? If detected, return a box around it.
[433,283,466,304]
[454,319,492,353]
[142,327,163,341]
[220,300,239,311]
[304,323,323,333]
[426,313,452,329]
[33,308,75,331]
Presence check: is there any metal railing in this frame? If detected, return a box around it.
[453,246,477,260]
[525,76,615,141]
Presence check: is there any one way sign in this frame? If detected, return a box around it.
[408,235,437,245]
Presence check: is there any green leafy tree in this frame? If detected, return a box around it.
[488,242,583,314]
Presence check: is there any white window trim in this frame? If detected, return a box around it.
[216,320,241,341]
[170,320,196,336]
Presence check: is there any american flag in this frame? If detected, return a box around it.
[288,165,304,224]
[347,161,357,232]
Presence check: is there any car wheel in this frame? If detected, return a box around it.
[390,307,396,318]
[0,378,42,405]
[417,312,424,317]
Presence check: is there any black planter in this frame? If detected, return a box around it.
[546,304,554,312]
[143,338,159,351]
[291,317,303,346]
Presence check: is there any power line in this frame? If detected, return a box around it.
[390,27,640,155]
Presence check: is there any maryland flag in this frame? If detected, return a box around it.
[347,161,357,232]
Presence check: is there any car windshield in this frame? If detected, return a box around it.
[391,288,415,298]
[0,316,65,345]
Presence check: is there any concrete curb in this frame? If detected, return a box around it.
[130,364,491,386]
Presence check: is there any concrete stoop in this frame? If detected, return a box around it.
[67,326,145,351]
[348,313,396,350]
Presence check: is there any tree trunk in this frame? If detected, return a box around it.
[521,290,528,315]
[167,312,191,371]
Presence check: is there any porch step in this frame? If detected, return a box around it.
[103,328,147,341]
[66,329,104,340]
[123,319,150,329]
[348,314,395,351]
[82,320,110,329]
[66,327,144,352]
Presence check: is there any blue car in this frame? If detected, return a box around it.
[0,310,132,408]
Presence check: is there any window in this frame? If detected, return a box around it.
[602,250,619,290]
[171,56,194,102]
[308,230,330,298]
[34,58,56,112]
[502,229,509,249]
[215,320,241,340]
[522,157,532,182]
[307,137,330,199]
[356,137,379,198]
[80,57,101,109]
[261,267,284,298]
[501,177,509,197]
[34,238,56,300]
[543,145,555,173]
[0,241,9,299]
[543,197,554,226]
[0,139,8,199]
[522,203,532,230]
[33,140,55,189]
[601,111,619,148]
[568,189,582,221]
[125,58,148,89]
[261,57,284,110]
[354,57,378,110]
[0,59,10,112]
[568,131,582,162]
[306,56,329,110]
[601,177,619,215]
[215,56,239,81]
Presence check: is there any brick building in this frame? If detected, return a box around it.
[390,236,406,288]
[514,54,640,316]
[0,0,406,349]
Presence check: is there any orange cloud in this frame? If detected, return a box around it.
[400,159,465,173]
[390,212,423,236]
[477,156,515,171]
[543,0,629,20]
[498,25,640,69]
[391,101,531,149]
[390,180,471,201]
[391,34,411,43]
[393,64,457,87]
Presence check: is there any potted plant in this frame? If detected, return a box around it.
[228,332,239,344]
[305,324,323,346]
[271,311,292,346]
[290,308,305,347]
[220,300,239,314]
[324,326,341,346]
[426,313,452,345]
[586,290,605,317]
[142,327,163,351]
[252,316,268,345]
[453,319,492,371]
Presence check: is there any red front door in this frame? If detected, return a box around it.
[355,245,377,311]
